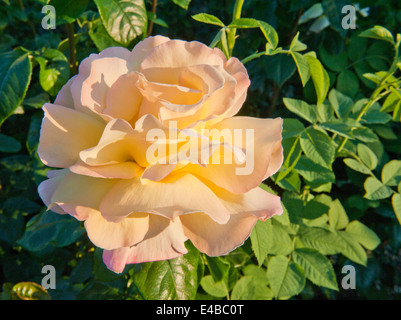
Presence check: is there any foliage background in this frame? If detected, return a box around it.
[0,0,401,300]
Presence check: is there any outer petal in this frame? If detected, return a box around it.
[37,169,69,215]
[129,35,171,70]
[186,117,283,193]
[49,172,118,221]
[70,47,133,117]
[84,211,151,250]
[38,104,105,168]
[99,173,231,224]
[180,186,283,256]
[103,217,187,273]
[54,76,75,109]
[219,57,251,118]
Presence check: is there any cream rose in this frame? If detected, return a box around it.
[37,36,283,273]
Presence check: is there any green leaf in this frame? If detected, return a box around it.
[297,226,344,255]
[276,137,302,182]
[319,44,348,72]
[48,0,89,25]
[305,53,330,106]
[343,158,371,175]
[200,275,228,298]
[299,3,323,24]
[363,108,392,124]
[290,32,307,52]
[0,51,32,126]
[228,18,278,49]
[22,93,49,110]
[204,255,230,283]
[283,98,317,123]
[282,118,305,139]
[303,194,331,221]
[231,276,273,300]
[345,221,380,250]
[263,54,296,87]
[258,20,279,49]
[242,264,269,285]
[192,13,225,27]
[337,69,359,98]
[357,144,378,170]
[337,231,367,266]
[381,160,401,186]
[328,88,353,118]
[276,169,301,192]
[328,199,349,230]
[209,29,223,48]
[290,51,311,86]
[300,127,335,168]
[12,282,51,300]
[0,133,21,153]
[37,49,70,97]
[359,25,395,45]
[352,126,380,143]
[293,248,338,291]
[318,119,355,139]
[393,100,401,122]
[267,255,305,299]
[171,0,191,10]
[391,194,401,224]
[134,242,200,300]
[364,177,393,200]
[17,211,84,251]
[295,156,336,188]
[94,0,147,46]
[250,219,292,265]
[89,18,122,51]
[316,102,334,123]
[26,111,43,154]
[381,89,401,113]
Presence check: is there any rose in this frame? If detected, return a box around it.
[37,36,283,273]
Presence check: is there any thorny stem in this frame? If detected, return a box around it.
[66,23,78,76]
[147,0,158,36]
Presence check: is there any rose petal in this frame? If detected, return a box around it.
[99,173,230,223]
[180,186,283,256]
[186,117,283,193]
[50,172,118,221]
[129,35,171,70]
[54,76,75,109]
[70,159,141,179]
[103,216,187,273]
[103,72,142,122]
[70,47,133,118]
[38,169,69,215]
[140,40,224,84]
[85,211,151,250]
[38,104,105,168]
